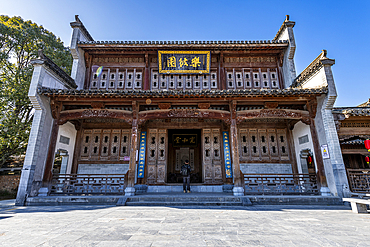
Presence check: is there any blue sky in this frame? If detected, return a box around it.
[1,0,369,107]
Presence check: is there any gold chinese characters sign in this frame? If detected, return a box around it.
[158,51,210,74]
[172,134,198,147]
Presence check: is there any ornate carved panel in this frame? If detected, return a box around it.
[258,129,269,160]
[91,129,102,160]
[277,129,289,160]
[268,129,279,160]
[238,128,291,163]
[120,130,131,158]
[203,129,222,183]
[79,128,131,162]
[81,130,92,160]
[110,129,121,159]
[239,129,249,158]
[100,129,111,159]
[147,129,167,184]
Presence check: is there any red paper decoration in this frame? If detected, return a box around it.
[365,139,370,152]
[307,156,313,165]
[365,156,370,165]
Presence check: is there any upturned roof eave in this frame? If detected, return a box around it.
[77,40,289,50]
[38,86,328,99]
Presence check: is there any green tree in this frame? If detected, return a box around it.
[0,15,72,168]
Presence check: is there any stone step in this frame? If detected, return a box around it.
[127,196,242,203]
[125,201,245,207]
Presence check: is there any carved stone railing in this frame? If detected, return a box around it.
[242,173,319,195]
[50,173,128,195]
[347,169,370,193]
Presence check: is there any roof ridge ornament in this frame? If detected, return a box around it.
[70,15,94,41]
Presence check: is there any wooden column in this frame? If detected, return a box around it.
[309,119,328,187]
[219,52,226,90]
[230,119,242,187]
[143,53,150,90]
[71,124,82,174]
[42,120,59,185]
[307,99,328,187]
[128,101,138,188]
[84,53,92,89]
[229,101,242,187]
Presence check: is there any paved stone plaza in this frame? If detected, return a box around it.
[0,201,370,246]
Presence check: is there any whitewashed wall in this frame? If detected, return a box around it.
[292,121,317,173]
[54,122,77,174]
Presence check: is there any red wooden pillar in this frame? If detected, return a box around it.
[309,118,328,187]
[126,101,138,195]
[42,120,59,186]
[143,53,150,90]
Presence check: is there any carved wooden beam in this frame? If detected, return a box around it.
[138,109,231,122]
[236,109,310,124]
[158,103,171,110]
[264,101,278,109]
[198,103,210,109]
[91,102,105,109]
[58,109,133,125]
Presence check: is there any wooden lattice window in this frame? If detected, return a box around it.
[239,128,290,162]
[79,129,131,161]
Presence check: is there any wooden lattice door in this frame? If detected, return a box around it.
[203,129,223,184]
[147,129,167,184]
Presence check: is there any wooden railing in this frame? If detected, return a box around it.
[347,169,370,193]
[50,173,128,195]
[242,173,319,195]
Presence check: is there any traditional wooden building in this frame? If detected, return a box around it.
[16,15,349,205]
[333,99,370,192]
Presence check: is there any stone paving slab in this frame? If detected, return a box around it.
[0,204,369,246]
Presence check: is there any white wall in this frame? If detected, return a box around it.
[292,121,317,173]
[299,68,327,89]
[54,122,77,174]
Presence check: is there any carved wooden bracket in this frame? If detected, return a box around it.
[69,120,82,130]
[158,103,171,110]
[300,117,311,125]
[91,102,105,109]
[50,100,62,120]
[265,102,278,109]
[307,99,317,118]
[198,103,210,109]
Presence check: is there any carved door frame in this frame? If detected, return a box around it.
[202,128,223,184]
[147,129,167,184]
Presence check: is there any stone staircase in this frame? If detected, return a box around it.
[122,193,251,207]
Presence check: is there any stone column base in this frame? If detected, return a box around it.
[233,186,244,196]
[320,187,331,196]
[124,187,135,196]
[38,187,49,197]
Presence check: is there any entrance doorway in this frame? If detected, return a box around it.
[167,129,202,183]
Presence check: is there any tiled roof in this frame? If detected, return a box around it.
[38,86,328,98]
[273,15,296,41]
[333,107,370,117]
[358,99,370,107]
[31,50,77,89]
[291,50,335,88]
[341,139,365,145]
[78,40,288,45]
[70,15,94,42]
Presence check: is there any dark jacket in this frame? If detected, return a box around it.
[181,164,191,177]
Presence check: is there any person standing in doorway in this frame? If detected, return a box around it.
[181,160,191,193]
